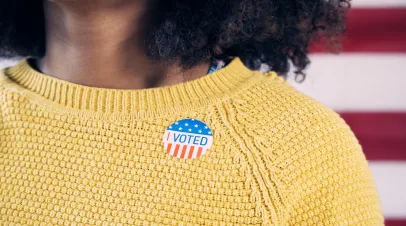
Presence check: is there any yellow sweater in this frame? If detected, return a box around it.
[0,57,383,225]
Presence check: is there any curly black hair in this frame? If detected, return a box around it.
[0,0,350,79]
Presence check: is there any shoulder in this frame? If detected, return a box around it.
[230,72,360,159]
[231,74,383,224]
[234,73,353,146]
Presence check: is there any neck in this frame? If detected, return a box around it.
[39,0,211,89]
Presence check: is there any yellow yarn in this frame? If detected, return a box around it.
[0,57,383,225]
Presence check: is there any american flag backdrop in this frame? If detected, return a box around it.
[287,0,406,225]
[0,0,405,224]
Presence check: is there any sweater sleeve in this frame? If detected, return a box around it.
[280,112,384,225]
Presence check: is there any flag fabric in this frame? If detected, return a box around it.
[290,1,406,225]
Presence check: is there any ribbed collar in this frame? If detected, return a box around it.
[4,57,263,118]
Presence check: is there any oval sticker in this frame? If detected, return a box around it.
[162,118,213,159]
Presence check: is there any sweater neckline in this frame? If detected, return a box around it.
[4,57,262,118]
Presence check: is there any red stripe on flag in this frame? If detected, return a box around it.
[385,219,406,226]
[340,112,406,160]
[311,8,406,53]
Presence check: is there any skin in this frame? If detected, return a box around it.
[38,0,212,89]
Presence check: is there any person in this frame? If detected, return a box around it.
[0,0,384,225]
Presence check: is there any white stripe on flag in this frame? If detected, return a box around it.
[369,161,406,218]
[289,54,406,111]
[352,0,406,8]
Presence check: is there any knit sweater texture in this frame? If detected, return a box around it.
[0,57,383,225]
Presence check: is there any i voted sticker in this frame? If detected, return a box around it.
[163,118,213,159]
